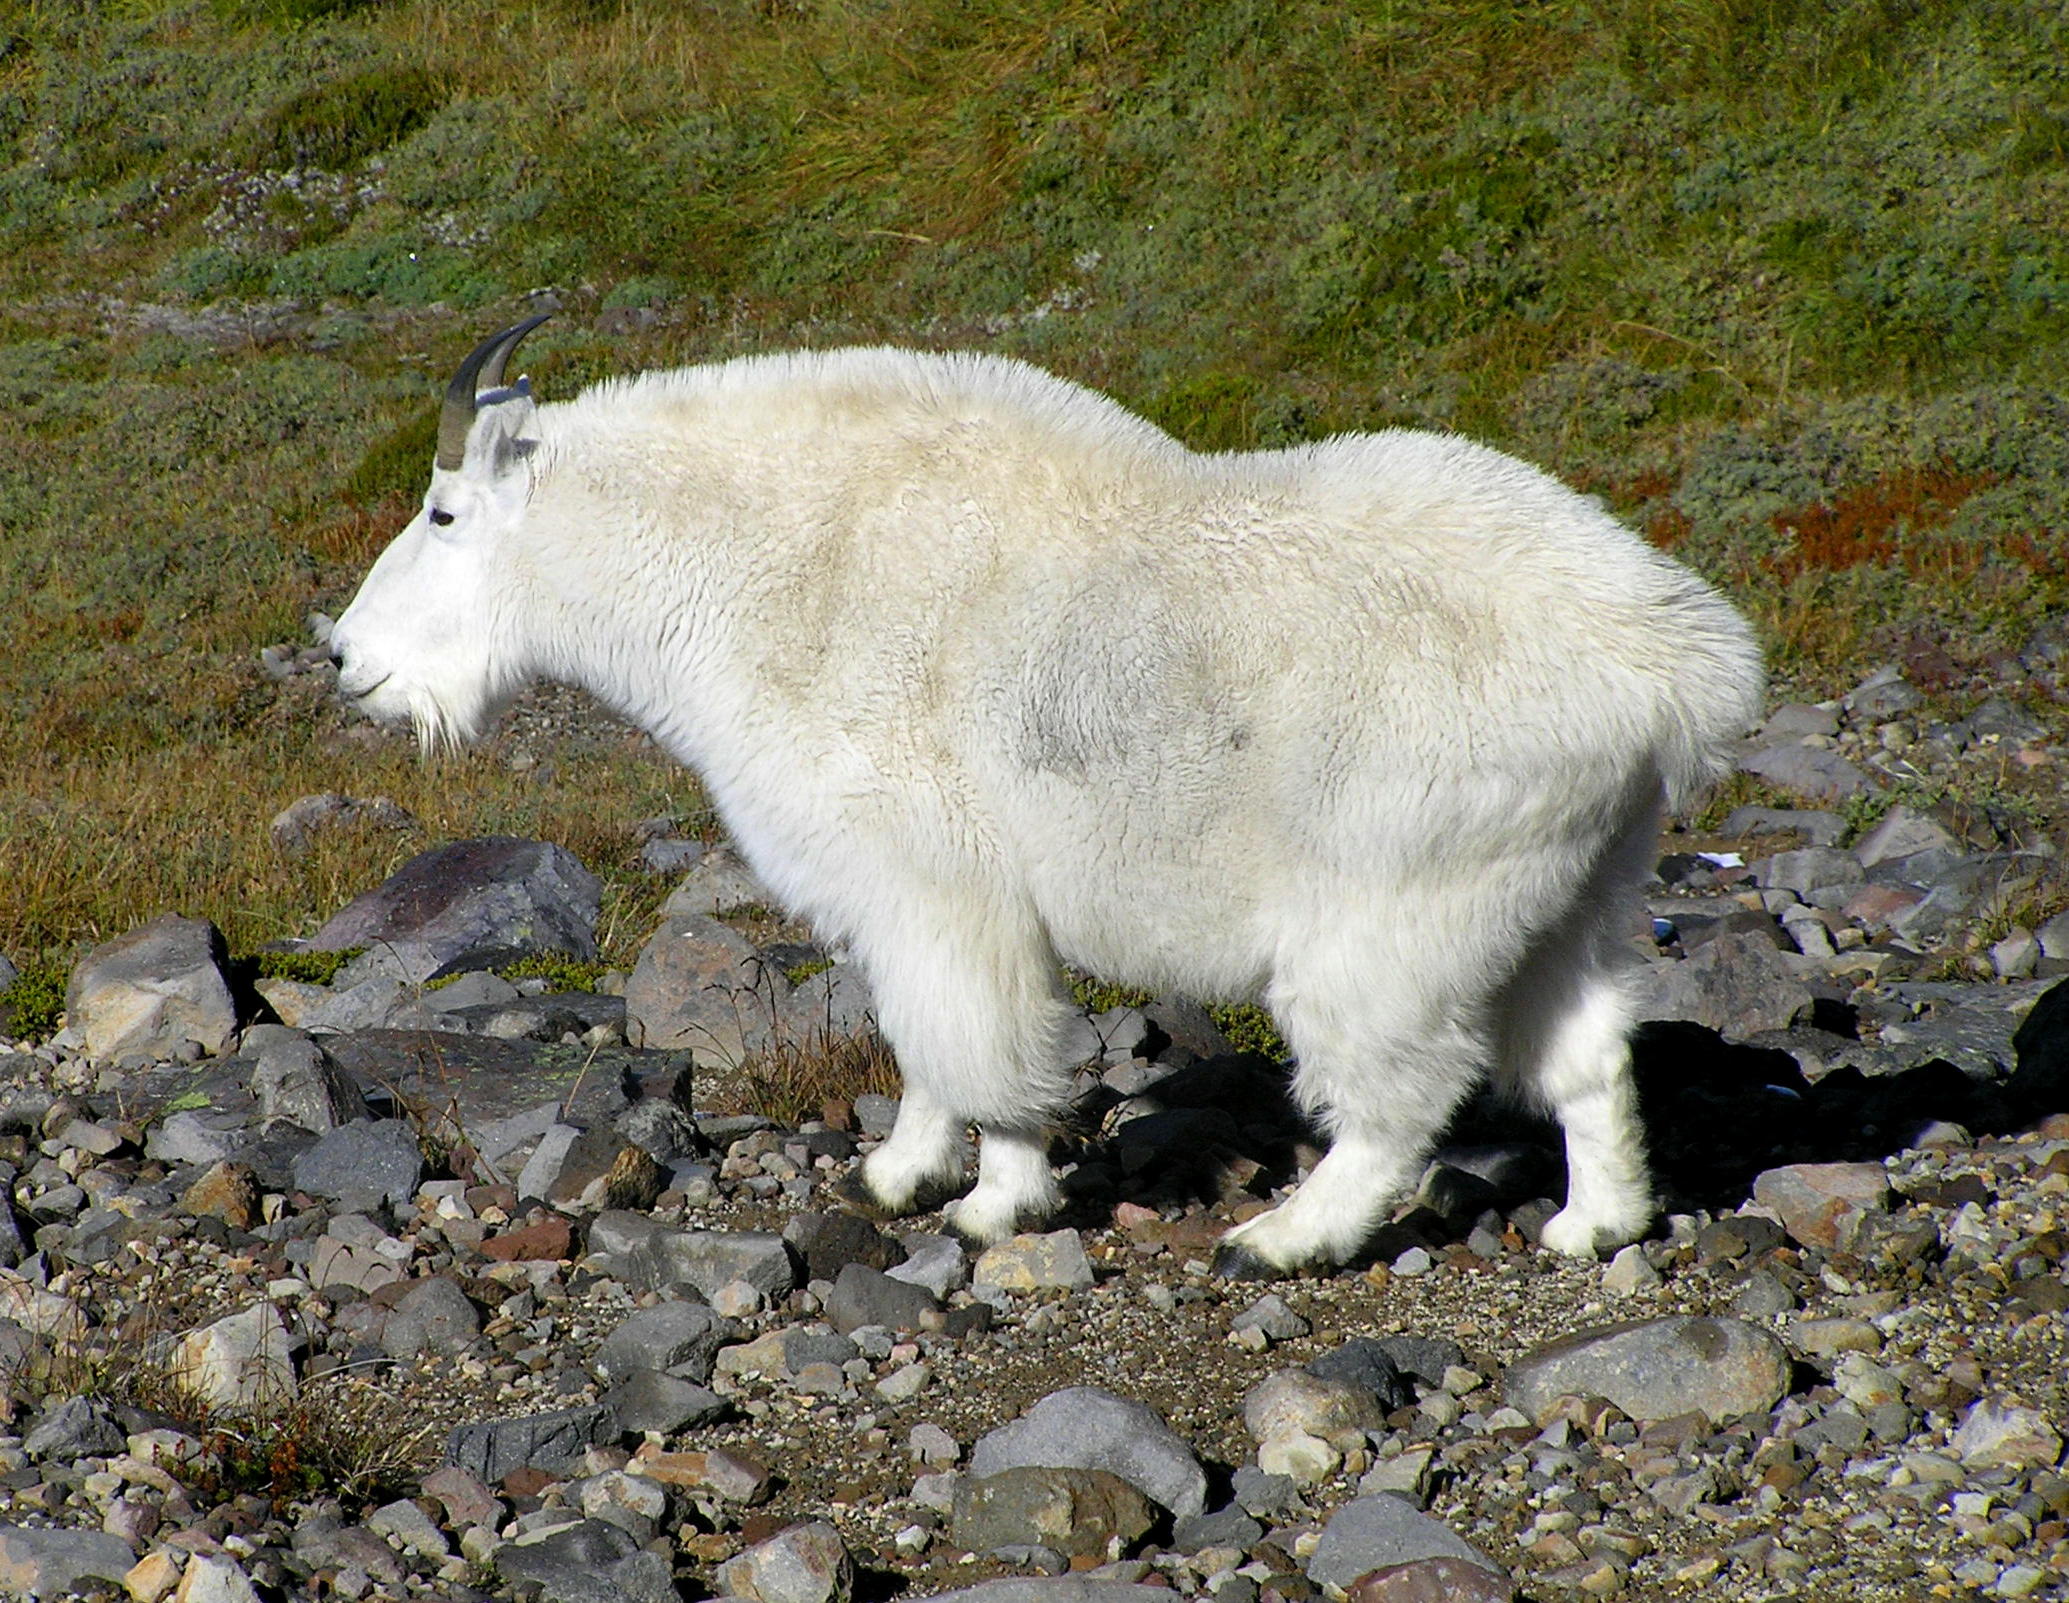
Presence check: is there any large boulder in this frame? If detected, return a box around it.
[1502,1316,1789,1426]
[305,837,600,984]
[967,1387,1206,1519]
[66,914,236,1063]
[623,914,768,1060]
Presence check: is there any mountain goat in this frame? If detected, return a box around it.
[329,317,1762,1276]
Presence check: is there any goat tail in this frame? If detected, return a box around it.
[1654,582,1767,816]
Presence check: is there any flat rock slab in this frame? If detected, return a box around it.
[0,1523,136,1596]
[969,1386,1206,1520]
[444,1402,621,1484]
[289,1118,424,1211]
[1739,742,1880,803]
[307,836,602,982]
[1503,1315,1790,1426]
[1306,1494,1505,1590]
[1635,932,1818,1037]
[322,1030,642,1134]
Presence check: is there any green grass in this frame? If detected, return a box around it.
[1,0,2065,990]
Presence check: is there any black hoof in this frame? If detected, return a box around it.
[1211,1243,1283,1282]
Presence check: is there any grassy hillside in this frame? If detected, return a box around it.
[2,0,2065,972]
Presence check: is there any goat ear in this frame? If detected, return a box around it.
[469,386,539,476]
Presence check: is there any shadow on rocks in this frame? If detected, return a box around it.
[1062,976,2069,1263]
[1630,1005,2053,1217]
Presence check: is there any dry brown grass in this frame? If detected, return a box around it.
[0,706,693,970]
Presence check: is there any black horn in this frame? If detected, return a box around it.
[435,314,551,471]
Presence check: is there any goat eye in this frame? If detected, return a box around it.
[429,508,455,527]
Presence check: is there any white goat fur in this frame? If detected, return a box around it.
[331,344,1763,1272]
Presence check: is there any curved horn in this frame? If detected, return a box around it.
[435,314,552,471]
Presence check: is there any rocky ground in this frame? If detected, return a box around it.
[0,653,2066,1603]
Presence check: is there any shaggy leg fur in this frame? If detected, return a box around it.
[1495,952,1654,1257]
[945,1123,1058,1244]
[1493,816,1658,1257]
[852,893,1072,1239]
[854,1091,966,1215]
[1218,932,1486,1275]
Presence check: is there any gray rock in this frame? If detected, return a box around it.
[825,1262,942,1335]
[1231,1465,1299,1517]
[307,836,602,983]
[431,969,522,1009]
[1367,1336,1466,1389]
[173,1302,296,1410]
[952,1466,1158,1560]
[969,1386,1206,1519]
[252,1033,368,1131]
[1880,1002,2023,1081]
[1754,847,1865,897]
[381,1275,481,1359]
[169,1553,264,1602]
[623,914,768,1061]
[887,1233,969,1297]
[1307,1339,1416,1413]
[1731,1270,1798,1318]
[476,1102,564,1170]
[1172,1505,1266,1553]
[659,844,772,916]
[290,1118,423,1210]
[1232,1293,1310,1342]
[1635,932,1818,1037]
[716,1520,855,1603]
[1739,742,1880,803]
[1503,1315,1790,1425]
[298,975,453,1035]
[455,996,592,1042]
[587,1212,797,1302]
[1853,805,1960,869]
[66,913,236,1064]
[1757,702,1840,742]
[1846,668,1922,721]
[0,1525,139,1596]
[366,1497,448,1559]
[270,793,415,858]
[781,962,878,1041]
[594,1301,737,1383]
[973,1230,1095,1300]
[616,1099,701,1164]
[1244,1369,1389,1447]
[851,1094,900,1137]
[444,1402,621,1484]
[1949,1398,2064,1470]
[495,1517,673,1603]
[1750,1162,1892,1249]
[517,1123,584,1201]
[1306,1495,1504,1589]
[290,1517,406,1588]
[606,1369,728,1434]
[22,1395,123,1461]
[1720,806,1848,846]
